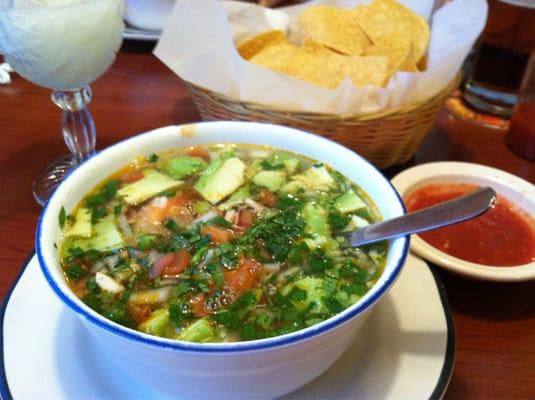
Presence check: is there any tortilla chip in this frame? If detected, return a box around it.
[364,35,412,75]
[298,5,371,56]
[237,30,288,60]
[301,39,338,56]
[249,43,388,89]
[355,0,429,64]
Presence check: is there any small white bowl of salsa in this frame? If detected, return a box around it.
[392,162,535,282]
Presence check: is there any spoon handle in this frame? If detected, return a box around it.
[348,187,497,247]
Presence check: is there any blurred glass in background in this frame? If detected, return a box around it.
[505,51,535,160]
[463,0,535,118]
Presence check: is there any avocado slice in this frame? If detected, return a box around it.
[292,165,334,191]
[218,186,250,211]
[194,157,246,204]
[265,151,300,174]
[253,170,287,192]
[163,156,207,179]
[278,180,306,194]
[334,191,366,214]
[139,308,170,336]
[63,214,125,256]
[177,318,214,342]
[303,203,338,250]
[117,169,183,206]
[66,208,92,238]
[289,277,328,314]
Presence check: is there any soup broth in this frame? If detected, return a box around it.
[59,144,387,342]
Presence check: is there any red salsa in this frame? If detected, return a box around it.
[405,183,535,266]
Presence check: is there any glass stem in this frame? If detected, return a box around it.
[51,86,96,163]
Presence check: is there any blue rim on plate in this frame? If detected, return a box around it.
[0,251,456,400]
[35,123,410,353]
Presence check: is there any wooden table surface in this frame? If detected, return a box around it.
[1,42,534,399]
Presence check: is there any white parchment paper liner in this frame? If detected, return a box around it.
[155,0,487,115]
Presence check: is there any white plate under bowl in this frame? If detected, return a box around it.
[0,253,454,400]
[392,162,535,282]
[123,24,160,41]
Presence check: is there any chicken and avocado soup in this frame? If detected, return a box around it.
[59,144,387,342]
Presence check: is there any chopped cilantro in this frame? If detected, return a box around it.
[169,302,191,325]
[308,249,334,273]
[174,281,195,298]
[324,297,344,314]
[85,180,121,222]
[164,218,181,233]
[206,216,232,229]
[197,280,210,293]
[289,287,307,302]
[86,180,120,208]
[66,265,87,280]
[163,234,190,252]
[234,291,257,308]
[67,246,85,260]
[147,153,159,163]
[239,206,305,262]
[328,211,350,231]
[205,263,225,288]
[59,206,66,228]
[159,188,177,197]
[113,204,123,216]
[212,310,239,330]
[340,259,369,283]
[83,293,102,311]
[342,283,367,295]
[255,310,274,330]
[91,206,108,223]
[260,159,284,170]
[241,323,258,340]
[102,302,132,326]
[215,243,239,269]
[276,194,303,210]
[287,242,309,264]
[191,246,209,266]
[86,276,99,293]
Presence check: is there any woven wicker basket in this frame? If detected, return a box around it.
[186,75,459,169]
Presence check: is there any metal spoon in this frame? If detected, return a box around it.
[344,187,497,247]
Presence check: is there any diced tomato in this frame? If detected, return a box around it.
[162,250,192,276]
[70,276,88,298]
[169,189,199,206]
[189,293,211,317]
[129,303,152,324]
[150,253,176,278]
[188,146,211,163]
[163,191,197,222]
[142,207,167,225]
[121,170,144,184]
[237,209,256,228]
[258,189,278,208]
[224,257,262,297]
[139,191,196,225]
[201,225,234,244]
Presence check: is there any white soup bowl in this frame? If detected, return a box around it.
[37,122,409,399]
